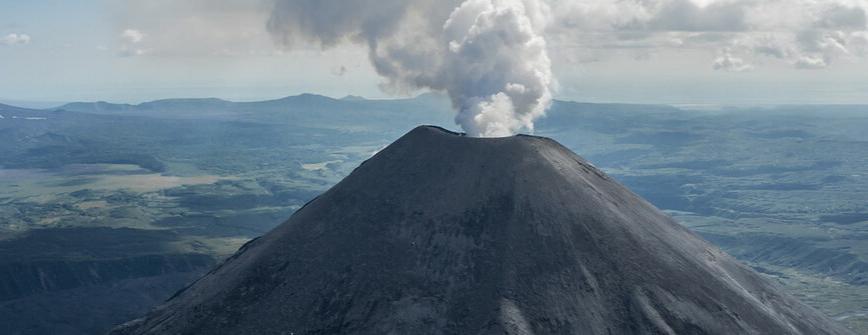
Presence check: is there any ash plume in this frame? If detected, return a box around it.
[267,0,554,137]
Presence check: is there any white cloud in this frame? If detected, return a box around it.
[713,51,753,72]
[547,0,868,70]
[1,33,31,46]
[118,29,149,57]
[121,29,145,44]
[794,56,829,69]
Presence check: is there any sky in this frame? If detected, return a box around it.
[1,0,867,106]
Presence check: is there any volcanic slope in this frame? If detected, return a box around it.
[113,125,854,335]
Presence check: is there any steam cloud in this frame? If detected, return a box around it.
[267,0,554,137]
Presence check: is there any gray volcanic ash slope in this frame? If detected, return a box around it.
[112,126,854,335]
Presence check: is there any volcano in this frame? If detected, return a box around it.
[113,126,853,335]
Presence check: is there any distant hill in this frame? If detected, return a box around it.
[0,103,39,113]
[56,94,455,131]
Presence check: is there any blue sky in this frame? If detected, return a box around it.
[1,0,867,106]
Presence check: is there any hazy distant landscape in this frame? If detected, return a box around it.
[1,95,867,334]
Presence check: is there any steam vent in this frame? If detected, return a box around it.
[112,126,854,335]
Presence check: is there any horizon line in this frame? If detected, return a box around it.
[3,93,868,111]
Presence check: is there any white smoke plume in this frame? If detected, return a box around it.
[267,0,554,137]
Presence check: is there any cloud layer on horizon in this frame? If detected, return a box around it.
[114,0,868,71]
[548,0,868,70]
